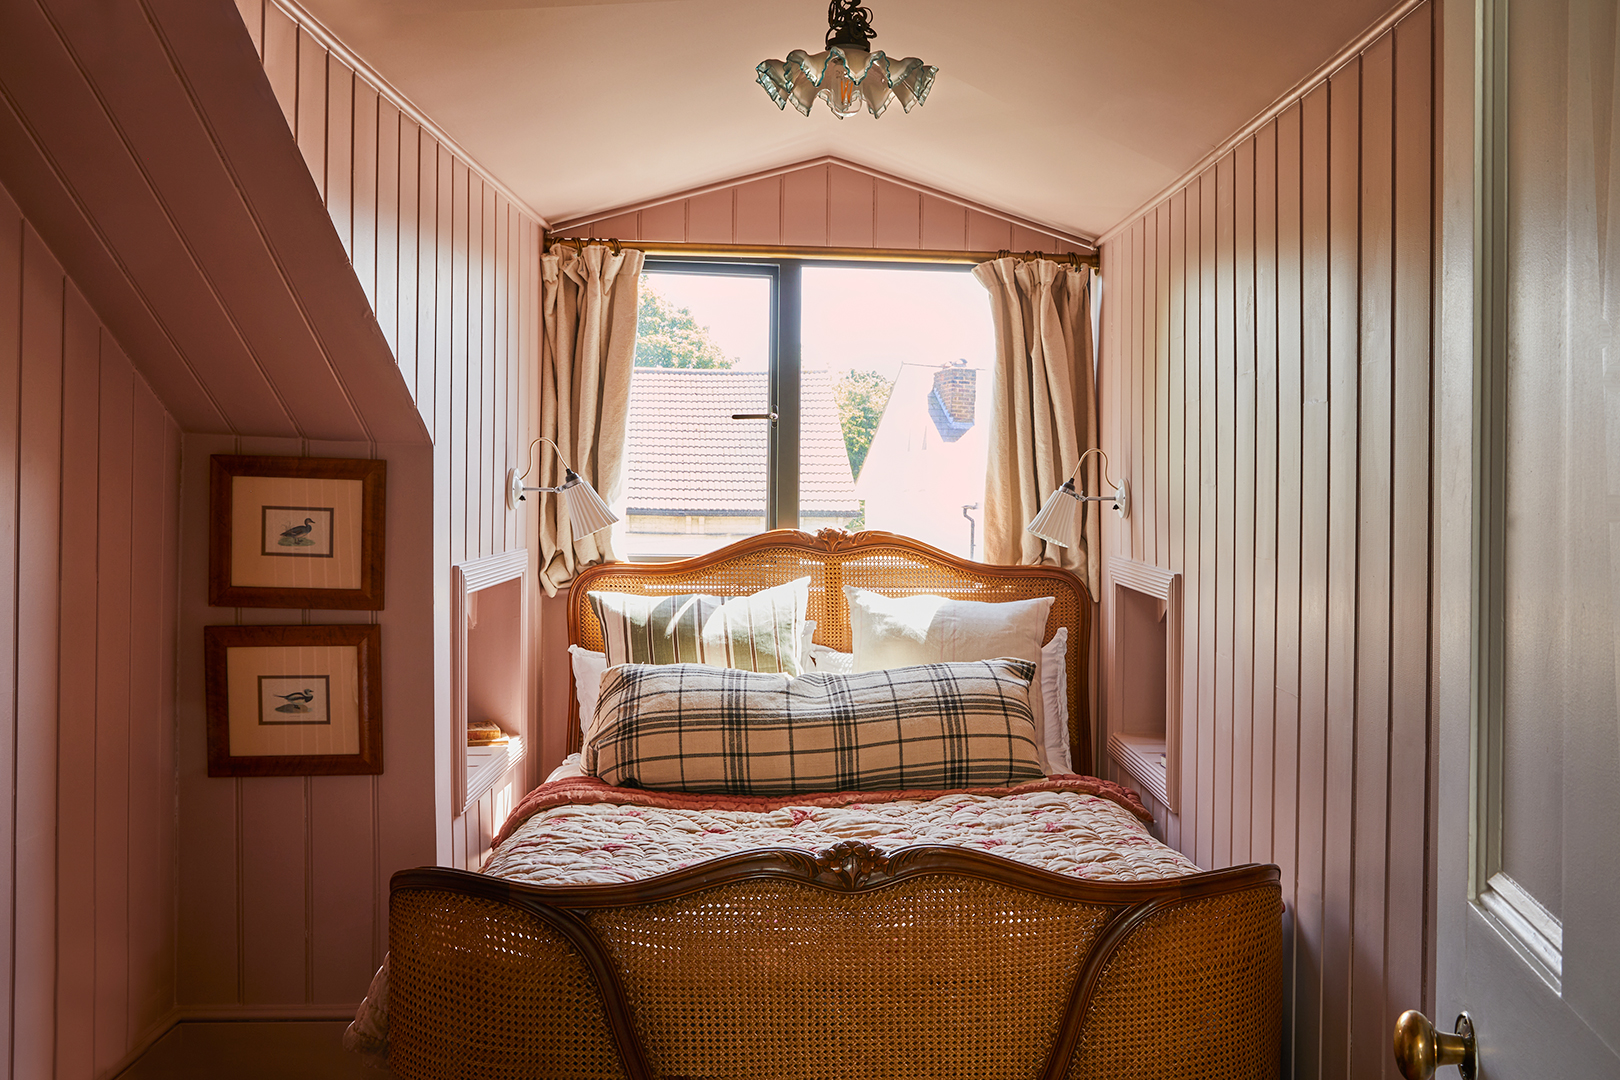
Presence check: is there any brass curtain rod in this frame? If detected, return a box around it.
[544,237,1097,269]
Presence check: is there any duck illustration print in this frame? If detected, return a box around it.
[261,505,335,558]
[258,674,332,726]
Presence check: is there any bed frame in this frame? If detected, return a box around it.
[387,530,1282,1080]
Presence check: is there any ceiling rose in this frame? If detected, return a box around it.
[756,1,937,120]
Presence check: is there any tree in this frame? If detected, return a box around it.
[833,369,894,480]
[634,282,734,368]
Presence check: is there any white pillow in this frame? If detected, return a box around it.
[572,620,821,740]
[1040,627,1072,774]
[807,642,856,674]
[569,644,608,740]
[844,587,1057,773]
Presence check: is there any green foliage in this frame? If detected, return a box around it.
[634,280,734,369]
[834,369,894,480]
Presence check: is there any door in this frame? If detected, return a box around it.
[1426,0,1620,1076]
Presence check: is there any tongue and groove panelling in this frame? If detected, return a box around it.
[1097,6,1435,1079]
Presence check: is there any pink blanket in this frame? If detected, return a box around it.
[493,773,1152,849]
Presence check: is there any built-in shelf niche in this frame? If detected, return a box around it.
[454,549,531,814]
[1107,557,1182,813]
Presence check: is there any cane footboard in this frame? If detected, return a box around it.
[388,843,1281,1080]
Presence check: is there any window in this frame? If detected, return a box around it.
[620,259,995,561]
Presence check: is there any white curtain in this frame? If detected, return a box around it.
[537,243,644,595]
[973,257,1100,601]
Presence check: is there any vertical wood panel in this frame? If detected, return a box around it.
[782,166,827,246]
[639,200,685,243]
[352,78,379,309]
[966,209,1013,252]
[0,199,18,1077]
[260,3,297,133]
[826,166,874,247]
[15,229,64,1078]
[1353,34,1397,1080]
[1272,101,1306,1075]
[920,195,966,250]
[126,384,172,1036]
[1295,81,1332,1080]
[294,29,327,199]
[1322,60,1362,1079]
[1233,140,1258,868]
[1099,4,1435,1062]
[1386,3,1435,1032]
[686,189,733,244]
[872,180,921,248]
[1214,153,1236,870]
[734,178,782,245]
[376,99,402,367]
[93,353,135,1067]
[1196,169,1218,871]
[325,57,354,257]
[1252,121,1280,869]
[56,292,101,1080]
[239,777,308,1005]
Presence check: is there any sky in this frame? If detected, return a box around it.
[644,265,996,379]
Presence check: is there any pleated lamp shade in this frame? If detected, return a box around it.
[560,470,619,537]
[1025,479,1080,548]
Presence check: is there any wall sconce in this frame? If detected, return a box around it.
[1025,447,1130,548]
[506,438,618,536]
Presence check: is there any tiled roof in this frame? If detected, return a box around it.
[625,368,859,515]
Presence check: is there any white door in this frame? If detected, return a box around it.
[1429,0,1620,1076]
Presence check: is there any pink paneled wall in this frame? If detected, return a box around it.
[550,158,1095,257]
[234,0,542,882]
[0,182,181,1078]
[1097,6,1434,1079]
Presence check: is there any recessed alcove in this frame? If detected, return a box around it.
[455,550,531,813]
[1107,558,1182,813]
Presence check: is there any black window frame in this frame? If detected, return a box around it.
[637,255,978,535]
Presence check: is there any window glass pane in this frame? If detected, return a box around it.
[803,266,995,560]
[620,271,771,559]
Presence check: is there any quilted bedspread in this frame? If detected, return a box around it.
[483,773,1200,886]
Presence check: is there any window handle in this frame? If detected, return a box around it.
[730,412,778,421]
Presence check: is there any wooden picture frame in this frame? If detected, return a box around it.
[204,624,384,776]
[209,455,386,610]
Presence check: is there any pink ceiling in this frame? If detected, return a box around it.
[286,0,1397,238]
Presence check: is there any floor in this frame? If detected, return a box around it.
[116,1021,389,1079]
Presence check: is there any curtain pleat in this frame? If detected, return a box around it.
[973,257,1100,601]
[538,244,644,595]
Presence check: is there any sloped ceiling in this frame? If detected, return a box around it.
[291,0,1396,238]
[0,0,426,441]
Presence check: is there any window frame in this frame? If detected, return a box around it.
[636,255,980,543]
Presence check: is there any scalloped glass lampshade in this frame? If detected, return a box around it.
[757,46,936,119]
[1026,480,1080,548]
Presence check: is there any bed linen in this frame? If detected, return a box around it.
[484,770,1197,886]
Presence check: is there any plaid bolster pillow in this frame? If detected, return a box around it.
[585,659,1044,794]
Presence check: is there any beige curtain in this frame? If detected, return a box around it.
[537,243,645,595]
[973,257,1100,601]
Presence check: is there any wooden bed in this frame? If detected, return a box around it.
[386,530,1282,1080]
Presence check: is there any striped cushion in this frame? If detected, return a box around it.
[589,577,810,677]
[584,659,1043,794]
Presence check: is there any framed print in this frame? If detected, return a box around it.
[209,455,386,610]
[205,624,383,777]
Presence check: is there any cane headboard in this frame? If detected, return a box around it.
[566,529,1093,770]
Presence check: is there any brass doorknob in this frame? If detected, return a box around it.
[1393,1010,1475,1080]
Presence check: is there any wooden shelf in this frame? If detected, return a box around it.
[1109,732,1170,809]
[466,735,524,808]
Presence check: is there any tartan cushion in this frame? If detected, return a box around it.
[589,578,809,677]
[584,659,1043,794]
